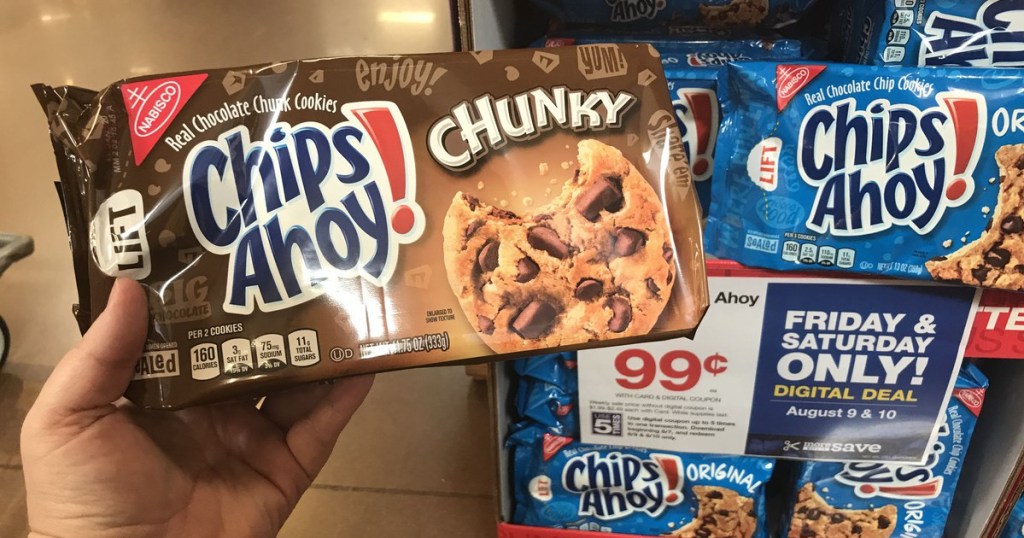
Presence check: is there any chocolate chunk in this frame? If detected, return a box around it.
[463,194,480,210]
[489,207,519,220]
[574,177,624,222]
[797,505,808,514]
[663,244,674,262]
[830,513,846,523]
[528,227,570,259]
[464,220,483,239]
[516,258,540,283]
[477,241,499,272]
[986,247,1011,268]
[575,279,604,301]
[477,315,494,335]
[805,508,821,521]
[973,266,992,283]
[800,527,817,538]
[747,510,757,518]
[695,529,711,538]
[986,218,994,232]
[705,487,724,499]
[930,255,948,263]
[715,510,730,516]
[1016,264,1024,274]
[613,228,647,257]
[702,515,716,524]
[608,300,633,337]
[646,277,660,296]
[1002,215,1024,234]
[1016,153,1024,170]
[852,524,863,534]
[512,301,558,339]
[878,515,891,529]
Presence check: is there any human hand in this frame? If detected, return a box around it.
[21,278,373,538]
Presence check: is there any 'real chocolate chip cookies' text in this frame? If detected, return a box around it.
[35,45,708,408]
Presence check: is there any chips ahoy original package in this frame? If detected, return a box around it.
[541,36,814,215]
[783,362,988,538]
[866,0,1024,67]
[510,428,776,537]
[534,0,819,29]
[706,62,1024,290]
[1000,494,1024,538]
[507,354,776,537]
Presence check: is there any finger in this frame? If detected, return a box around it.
[260,382,337,431]
[33,278,149,416]
[284,375,373,479]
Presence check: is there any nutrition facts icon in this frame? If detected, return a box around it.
[837,249,856,269]
[221,338,254,376]
[254,334,287,370]
[799,243,818,265]
[782,241,800,263]
[288,329,321,367]
[190,343,221,381]
[818,246,837,267]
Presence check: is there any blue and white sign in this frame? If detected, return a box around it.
[578,274,979,464]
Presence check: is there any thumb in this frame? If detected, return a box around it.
[33,278,149,417]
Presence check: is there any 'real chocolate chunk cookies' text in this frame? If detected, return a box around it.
[36,46,707,408]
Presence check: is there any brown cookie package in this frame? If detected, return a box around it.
[35,45,708,408]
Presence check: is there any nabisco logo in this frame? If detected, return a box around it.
[779,67,811,100]
[776,64,826,111]
[120,73,207,165]
[131,81,181,138]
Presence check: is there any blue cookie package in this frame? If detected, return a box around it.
[540,36,815,216]
[784,363,988,538]
[513,352,578,391]
[861,0,1024,67]
[1001,494,1024,538]
[508,355,776,536]
[705,61,1024,290]
[516,380,580,435]
[509,426,776,536]
[535,0,818,29]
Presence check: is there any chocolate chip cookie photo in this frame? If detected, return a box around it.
[928,144,1024,289]
[788,484,896,538]
[671,486,757,538]
[442,139,676,354]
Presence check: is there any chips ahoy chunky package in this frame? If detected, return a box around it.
[706,62,1024,290]
[542,36,814,216]
[866,0,1024,67]
[507,354,776,537]
[783,363,988,538]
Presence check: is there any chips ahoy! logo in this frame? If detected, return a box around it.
[922,0,1024,67]
[673,88,719,182]
[606,0,665,22]
[835,421,950,501]
[798,90,987,236]
[562,452,684,520]
[183,101,424,315]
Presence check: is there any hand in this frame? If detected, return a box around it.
[21,278,373,538]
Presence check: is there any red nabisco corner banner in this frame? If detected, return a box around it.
[121,74,207,165]
[953,388,987,416]
[776,64,825,111]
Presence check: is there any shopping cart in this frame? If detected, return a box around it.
[0,233,34,369]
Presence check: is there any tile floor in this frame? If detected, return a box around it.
[0,1,498,536]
